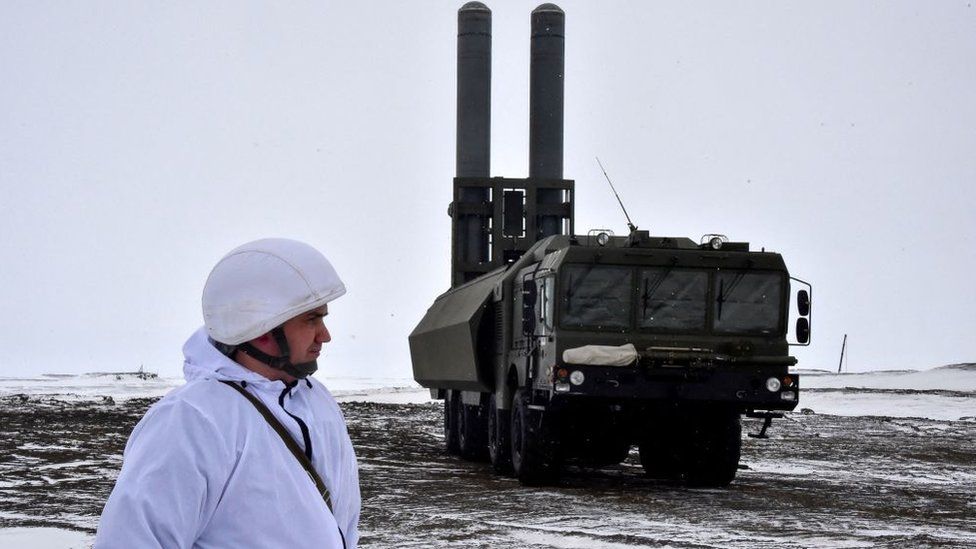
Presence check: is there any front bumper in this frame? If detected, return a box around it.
[549,364,800,411]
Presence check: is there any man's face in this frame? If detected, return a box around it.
[281,305,331,364]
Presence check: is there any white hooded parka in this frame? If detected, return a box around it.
[94,327,361,548]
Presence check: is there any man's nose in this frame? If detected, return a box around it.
[316,323,331,344]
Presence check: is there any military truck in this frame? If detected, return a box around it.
[410,2,812,487]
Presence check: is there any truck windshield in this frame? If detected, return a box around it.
[559,264,783,335]
[562,265,632,329]
[639,269,707,330]
[713,271,782,334]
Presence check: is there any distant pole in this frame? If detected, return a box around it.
[837,334,848,373]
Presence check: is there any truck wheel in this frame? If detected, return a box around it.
[683,409,742,488]
[510,389,559,485]
[444,391,460,455]
[488,394,512,474]
[638,426,684,480]
[457,399,488,461]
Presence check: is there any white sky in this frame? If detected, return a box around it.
[1,1,973,378]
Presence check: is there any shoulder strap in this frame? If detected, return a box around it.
[218,379,334,512]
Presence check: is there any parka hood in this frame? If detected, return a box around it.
[182,326,289,390]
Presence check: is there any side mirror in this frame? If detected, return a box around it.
[521,284,537,336]
[797,290,810,317]
[788,277,812,346]
[796,317,810,344]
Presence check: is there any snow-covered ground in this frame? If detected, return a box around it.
[799,364,976,391]
[0,372,181,401]
[1,364,972,547]
[2,363,972,418]
[0,371,432,404]
[0,527,91,549]
[324,376,431,404]
[0,372,429,547]
[797,363,975,421]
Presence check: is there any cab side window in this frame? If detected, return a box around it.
[539,277,554,332]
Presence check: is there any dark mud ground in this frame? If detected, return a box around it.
[1,395,974,548]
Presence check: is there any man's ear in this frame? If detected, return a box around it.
[247,332,281,355]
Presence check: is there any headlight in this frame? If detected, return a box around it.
[709,236,723,250]
[597,232,610,246]
[569,370,585,386]
[766,377,782,392]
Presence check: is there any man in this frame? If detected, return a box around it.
[95,238,360,548]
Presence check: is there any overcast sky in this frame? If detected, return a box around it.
[1,1,973,379]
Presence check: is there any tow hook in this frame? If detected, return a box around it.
[746,411,783,439]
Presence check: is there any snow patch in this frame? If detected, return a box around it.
[799,391,974,421]
[0,373,431,404]
[794,366,976,420]
[798,365,976,391]
[0,528,92,548]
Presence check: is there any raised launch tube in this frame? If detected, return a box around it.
[456,2,492,280]
[530,3,565,238]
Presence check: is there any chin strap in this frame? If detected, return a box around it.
[210,327,318,379]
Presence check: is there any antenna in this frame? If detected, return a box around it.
[595,157,637,233]
[837,334,848,373]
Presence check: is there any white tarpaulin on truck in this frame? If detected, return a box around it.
[562,343,639,366]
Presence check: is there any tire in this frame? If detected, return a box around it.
[639,407,741,487]
[683,409,741,488]
[457,398,488,461]
[488,394,513,474]
[638,420,685,480]
[510,389,559,485]
[444,391,460,455]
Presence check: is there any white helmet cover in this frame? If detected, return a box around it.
[202,238,346,345]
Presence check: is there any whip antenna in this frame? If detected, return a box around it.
[596,157,637,233]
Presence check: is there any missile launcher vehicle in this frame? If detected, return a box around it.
[410,2,812,487]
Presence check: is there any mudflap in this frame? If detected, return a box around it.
[511,389,561,485]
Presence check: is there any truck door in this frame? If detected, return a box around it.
[538,275,554,337]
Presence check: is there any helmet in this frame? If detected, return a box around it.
[202,238,345,377]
